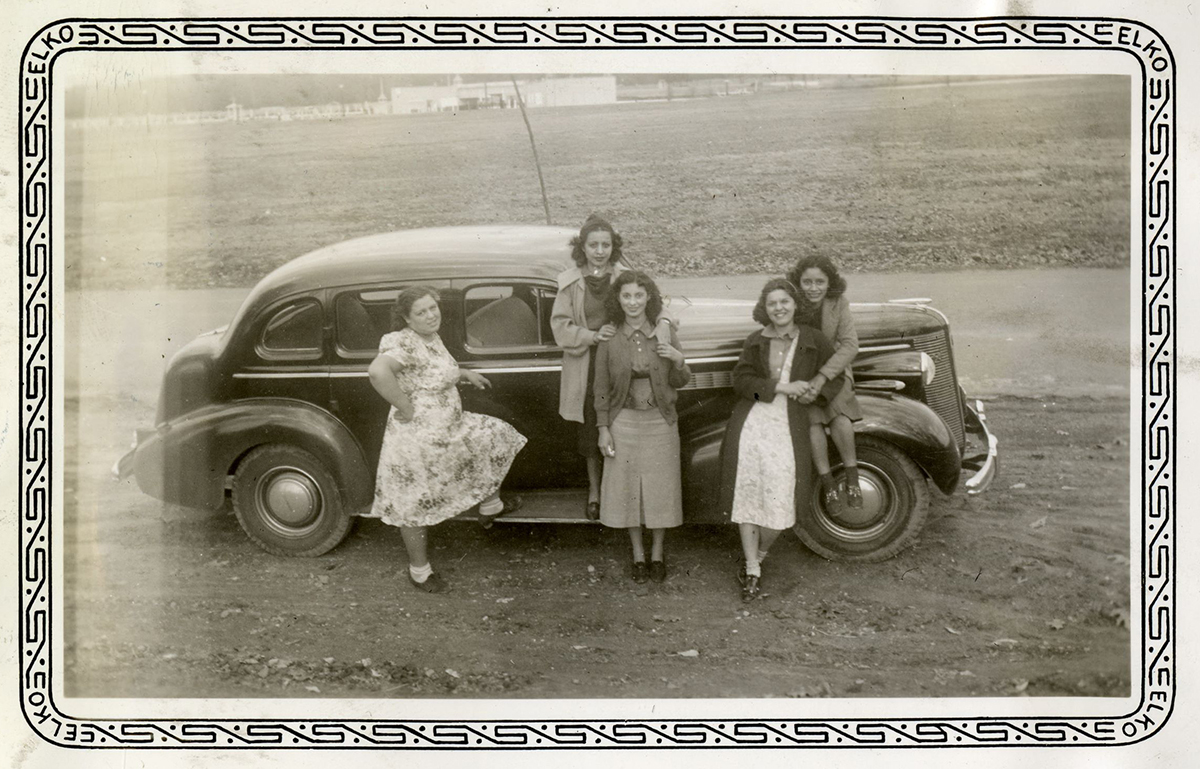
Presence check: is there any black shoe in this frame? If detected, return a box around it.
[632,561,649,584]
[480,495,522,530]
[844,481,863,509]
[823,485,844,517]
[408,572,448,594]
[585,501,601,521]
[741,574,760,602]
[649,560,667,583]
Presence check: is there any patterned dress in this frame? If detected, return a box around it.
[364,328,527,527]
[730,335,800,529]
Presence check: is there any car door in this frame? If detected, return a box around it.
[327,282,451,471]
[226,294,332,407]
[452,279,584,490]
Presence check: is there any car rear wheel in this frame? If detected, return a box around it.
[232,445,353,557]
[793,435,929,563]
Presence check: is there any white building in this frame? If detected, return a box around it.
[389,76,616,114]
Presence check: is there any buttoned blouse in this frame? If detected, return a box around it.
[593,324,691,426]
[623,321,657,376]
[622,320,657,409]
[761,324,800,380]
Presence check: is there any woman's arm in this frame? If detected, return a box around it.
[368,354,414,421]
[661,328,691,389]
[593,340,613,428]
[818,295,859,381]
[594,341,616,456]
[800,332,846,404]
[550,286,598,355]
[732,335,784,403]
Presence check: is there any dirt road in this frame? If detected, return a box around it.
[64,395,1129,699]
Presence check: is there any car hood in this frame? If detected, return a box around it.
[667,297,758,357]
[668,296,951,358]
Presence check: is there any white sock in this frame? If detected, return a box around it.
[756,548,769,563]
[479,496,503,516]
[409,563,433,583]
[745,558,762,578]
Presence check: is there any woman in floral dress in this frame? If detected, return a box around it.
[364,286,526,593]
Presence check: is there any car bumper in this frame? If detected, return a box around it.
[962,398,998,495]
[111,429,150,481]
[111,428,168,502]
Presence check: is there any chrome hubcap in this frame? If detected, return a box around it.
[256,466,323,537]
[812,462,898,542]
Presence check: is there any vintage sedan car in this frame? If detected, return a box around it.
[115,225,997,562]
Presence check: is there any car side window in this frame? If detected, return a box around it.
[463,284,543,350]
[536,288,557,345]
[258,299,323,359]
[335,290,396,355]
[333,282,452,358]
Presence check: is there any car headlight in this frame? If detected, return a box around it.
[919,351,936,386]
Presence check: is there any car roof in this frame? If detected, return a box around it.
[232,225,578,324]
[269,225,576,291]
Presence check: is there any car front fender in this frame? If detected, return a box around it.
[856,394,961,495]
[128,398,373,512]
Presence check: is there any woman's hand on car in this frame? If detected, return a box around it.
[460,369,491,389]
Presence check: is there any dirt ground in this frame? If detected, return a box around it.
[63,394,1130,700]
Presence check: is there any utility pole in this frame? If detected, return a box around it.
[510,77,552,225]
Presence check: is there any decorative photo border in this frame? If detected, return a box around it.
[17,15,1174,750]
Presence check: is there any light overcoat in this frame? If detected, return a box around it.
[815,294,863,421]
[550,264,631,423]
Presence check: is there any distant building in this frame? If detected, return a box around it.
[389,76,617,114]
[390,84,461,115]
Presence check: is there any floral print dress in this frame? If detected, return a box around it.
[365,328,527,528]
[729,335,800,529]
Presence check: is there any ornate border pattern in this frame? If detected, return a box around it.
[18,16,1174,749]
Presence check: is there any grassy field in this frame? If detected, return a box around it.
[65,75,1130,290]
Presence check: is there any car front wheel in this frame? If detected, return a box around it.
[231,444,354,557]
[793,435,929,563]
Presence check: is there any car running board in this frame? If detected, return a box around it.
[457,488,600,525]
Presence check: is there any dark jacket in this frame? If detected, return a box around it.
[717,326,840,519]
[594,324,691,426]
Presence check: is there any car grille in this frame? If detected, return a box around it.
[681,369,734,390]
[910,330,965,449]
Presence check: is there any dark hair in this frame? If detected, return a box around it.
[568,214,624,268]
[752,278,800,327]
[605,270,663,326]
[390,285,441,331]
[786,254,848,301]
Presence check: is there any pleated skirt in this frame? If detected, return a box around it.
[600,408,683,529]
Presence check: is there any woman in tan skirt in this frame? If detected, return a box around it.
[593,271,691,584]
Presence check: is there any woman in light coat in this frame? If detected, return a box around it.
[551,215,669,520]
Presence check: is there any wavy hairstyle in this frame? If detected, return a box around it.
[605,270,663,326]
[786,254,848,301]
[752,278,800,327]
[390,285,441,331]
[568,214,624,268]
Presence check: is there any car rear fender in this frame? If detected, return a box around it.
[132,398,373,512]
